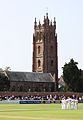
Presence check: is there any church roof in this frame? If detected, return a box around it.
[6,71,54,83]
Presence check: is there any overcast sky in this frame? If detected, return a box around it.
[0,0,83,76]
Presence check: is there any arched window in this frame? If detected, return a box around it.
[51,60,53,66]
[50,46,53,53]
[38,46,41,54]
[38,60,41,67]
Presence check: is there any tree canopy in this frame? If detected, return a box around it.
[62,59,83,92]
[0,72,10,91]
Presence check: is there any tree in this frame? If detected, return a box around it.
[62,59,83,92]
[4,66,11,71]
[77,69,83,92]
[0,72,10,91]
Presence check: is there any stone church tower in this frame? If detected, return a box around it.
[32,13,58,90]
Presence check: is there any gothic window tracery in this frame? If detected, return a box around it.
[38,46,41,54]
[51,60,53,66]
[38,60,41,67]
[50,46,53,53]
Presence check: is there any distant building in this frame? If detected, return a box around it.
[7,71,55,92]
[32,13,58,90]
[58,75,65,89]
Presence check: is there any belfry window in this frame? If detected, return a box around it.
[51,60,53,66]
[50,46,53,53]
[38,46,41,54]
[38,60,41,67]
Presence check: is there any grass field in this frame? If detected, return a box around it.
[0,103,83,120]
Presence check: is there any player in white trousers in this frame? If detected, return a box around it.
[61,98,67,109]
[61,97,78,110]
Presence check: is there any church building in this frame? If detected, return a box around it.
[6,13,58,92]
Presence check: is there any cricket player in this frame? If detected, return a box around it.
[66,97,72,109]
[74,99,78,109]
[61,98,67,109]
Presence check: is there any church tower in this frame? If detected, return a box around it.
[32,13,58,91]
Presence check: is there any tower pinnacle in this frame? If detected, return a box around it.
[34,17,37,29]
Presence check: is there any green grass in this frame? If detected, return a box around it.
[0,103,83,120]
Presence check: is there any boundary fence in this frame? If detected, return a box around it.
[0,100,60,104]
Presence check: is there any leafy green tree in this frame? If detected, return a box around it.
[77,69,83,92]
[0,72,10,91]
[62,59,83,92]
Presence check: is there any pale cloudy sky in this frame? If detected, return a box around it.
[0,0,83,76]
